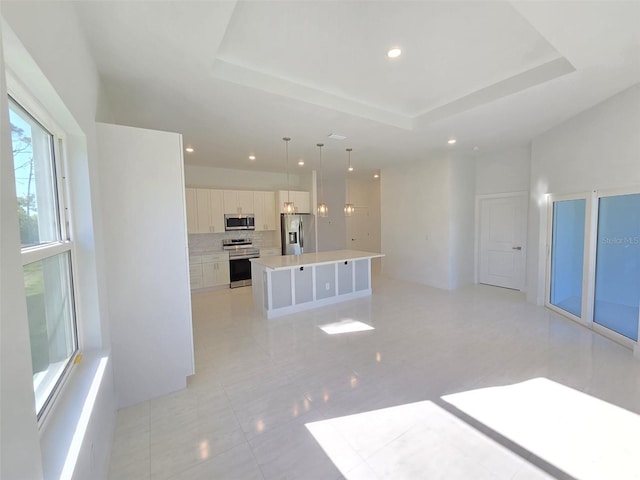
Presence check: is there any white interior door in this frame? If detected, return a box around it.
[478,193,527,290]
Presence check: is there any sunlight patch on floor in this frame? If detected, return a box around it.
[318,319,374,335]
[306,398,550,479]
[443,377,640,480]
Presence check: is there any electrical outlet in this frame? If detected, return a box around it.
[325,282,330,290]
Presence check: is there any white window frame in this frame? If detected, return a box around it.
[8,78,81,426]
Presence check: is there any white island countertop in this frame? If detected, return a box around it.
[251,249,384,270]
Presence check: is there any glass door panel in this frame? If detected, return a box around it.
[594,193,640,341]
[550,199,586,317]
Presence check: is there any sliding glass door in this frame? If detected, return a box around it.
[593,193,640,342]
[549,198,587,318]
[547,188,640,345]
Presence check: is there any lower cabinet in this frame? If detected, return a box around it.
[189,263,204,289]
[190,253,230,290]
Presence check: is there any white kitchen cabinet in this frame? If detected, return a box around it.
[190,252,229,289]
[224,190,254,215]
[202,253,230,287]
[293,191,310,214]
[189,262,203,289]
[254,191,277,231]
[264,191,277,229]
[209,190,225,232]
[185,188,199,234]
[277,190,310,214]
[194,188,224,233]
[238,190,254,214]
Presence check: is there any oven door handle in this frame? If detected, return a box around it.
[229,255,259,260]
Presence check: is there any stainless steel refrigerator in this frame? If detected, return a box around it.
[281,213,316,255]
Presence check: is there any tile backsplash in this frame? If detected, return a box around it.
[188,230,279,253]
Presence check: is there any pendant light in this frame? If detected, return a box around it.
[283,137,295,214]
[317,143,328,217]
[344,148,355,216]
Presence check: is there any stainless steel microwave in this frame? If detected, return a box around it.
[224,214,255,231]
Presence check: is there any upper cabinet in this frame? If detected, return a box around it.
[254,191,277,231]
[277,190,310,214]
[187,188,287,233]
[185,188,198,234]
[186,188,224,233]
[224,190,254,215]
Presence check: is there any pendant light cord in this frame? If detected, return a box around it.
[318,143,324,202]
[346,148,351,204]
[284,137,291,203]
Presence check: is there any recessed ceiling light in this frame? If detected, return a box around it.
[298,159,305,166]
[374,173,380,178]
[249,155,256,160]
[387,47,402,59]
[447,138,457,145]
[348,166,354,172]
[185,146,194,153]
[328,133,347,140]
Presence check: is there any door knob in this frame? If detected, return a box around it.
[512,246,522,251]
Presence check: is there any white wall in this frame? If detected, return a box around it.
[317,173,347,252]
[184,164,311,192]
[449,156,476,289]
[381,157,451,289]
[346,176,382,272]
[527,84,640,304]
[1,2,116,478]
[475,145,531,195]
[0,25,43,480]
[346,176,381,249]
[97,123,194,408]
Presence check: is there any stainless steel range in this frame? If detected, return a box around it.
[223,238,260,288]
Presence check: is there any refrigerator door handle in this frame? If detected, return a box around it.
[299,219,303,253]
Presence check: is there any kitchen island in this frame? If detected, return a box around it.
[251,250,384,319]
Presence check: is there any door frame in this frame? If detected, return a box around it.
[474,191,528,289]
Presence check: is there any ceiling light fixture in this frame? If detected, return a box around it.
[344,148,355,216]
[387,47,402,58]
[249,155,256,160]
[448,138,457,145]
[374,173,380,179]
[185,146,194,153]
[347,148,354,172]
[298,159,304,166]
[317,143,328,218]
[283,137,295,214]
[328,133,346,140]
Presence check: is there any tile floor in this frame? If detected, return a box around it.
[109,276,640,479]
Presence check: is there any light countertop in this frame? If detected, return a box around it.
[251,249,384,270]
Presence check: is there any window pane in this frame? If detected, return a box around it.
[594,194,640,341]
[9,98,60,247]
[550,199,586,317]
[25,252,77,415]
